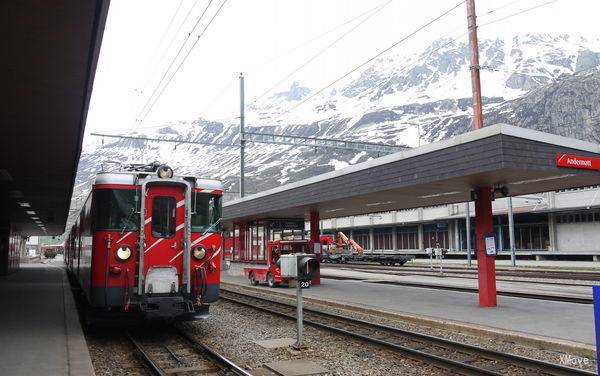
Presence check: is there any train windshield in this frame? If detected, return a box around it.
[191,193,221,232]
[94,188,140,231]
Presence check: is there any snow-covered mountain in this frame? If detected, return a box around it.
[71,33,600,227]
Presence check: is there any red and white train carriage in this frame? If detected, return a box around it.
[65,162,222,320]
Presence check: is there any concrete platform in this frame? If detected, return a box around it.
[408,258,600,270]
[0,262,95,376]
[320,268,593,301]
[223,273,596,348]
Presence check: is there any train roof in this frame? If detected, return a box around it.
[94,171,223,191]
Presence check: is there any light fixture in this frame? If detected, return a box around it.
[31,216,39,220]
[18,202,31,208]
[157,164,174,179]
[366,201,394,207]
[509,174,574,185]
[26,211,36,215]
[419,191,461,199]
[193,245,206,260]
[116,245,132,261]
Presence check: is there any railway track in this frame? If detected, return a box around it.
[127,325,252,376]
[323,262,600,282]
[220,288,595,376]
[321,275,593,304]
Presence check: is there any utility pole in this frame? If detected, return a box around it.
[239,72,246,198]
[508,197,516,267]
[465,202,472,267]
[466,0,483,130]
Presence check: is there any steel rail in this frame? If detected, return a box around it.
[324,261,600,281]
[220,289,595,376]
[321,274,593,304]
[173,326,254,376]
[127,329,253,376]
[126,332,167,376]
[325,262,600,283]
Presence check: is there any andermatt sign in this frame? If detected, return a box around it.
[556,153,600,170]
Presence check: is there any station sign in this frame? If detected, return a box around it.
[484,233,497,256]
[556,153,600,170]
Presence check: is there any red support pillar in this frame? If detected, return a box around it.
[309,210,321,285]
[474,187,497,307]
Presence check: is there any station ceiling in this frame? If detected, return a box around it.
[1,1,110,235]
[223,124,600,224]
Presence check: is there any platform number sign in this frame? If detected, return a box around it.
[300,281,311,289]
[484,233,497,256]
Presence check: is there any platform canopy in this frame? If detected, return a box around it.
[1,1,110,235]
[223,124,600,225]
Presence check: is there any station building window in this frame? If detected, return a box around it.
[374,227,393,250]
[353,229,370,251]
[396,226,418,250]
[556,212,600,224]
[423,223,449,249]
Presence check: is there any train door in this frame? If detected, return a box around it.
[142,185,186,294]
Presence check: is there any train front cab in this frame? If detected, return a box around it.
[87,174,222,320]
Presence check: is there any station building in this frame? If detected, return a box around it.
[319,186,600,261]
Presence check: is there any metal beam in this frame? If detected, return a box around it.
[90,132,238,148]
[91,131,406,154]
[244,131,406,154]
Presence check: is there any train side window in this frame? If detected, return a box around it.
[152,196,176,238]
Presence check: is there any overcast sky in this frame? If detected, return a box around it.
[85,0,600,134]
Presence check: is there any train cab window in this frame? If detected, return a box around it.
[152,196,176,238]
[94,189,140,231]
[191,193,222,232]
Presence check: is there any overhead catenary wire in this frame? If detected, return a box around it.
[136,0,229,126]
[133,0,216,128]
[197,76,237,120]
[270,0,564,124]
[135,0,184,92]
[185,0,518,128]
[478,0,561,28]
[269,1,465,123]
[249,0,394,105]
[245,0,397,74]
[197,0,398,123]
[137,0,202,97]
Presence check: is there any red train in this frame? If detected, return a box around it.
[65,162,222,321]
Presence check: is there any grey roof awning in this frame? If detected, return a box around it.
[223,124,600,224]
[1,0,110,234]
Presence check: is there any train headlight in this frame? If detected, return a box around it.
[116,245,132,261]
[157,164,174,179]
[193,245,206,260]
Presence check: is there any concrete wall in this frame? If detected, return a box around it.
[556,222,600,252]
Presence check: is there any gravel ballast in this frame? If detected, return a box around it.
[220,283,597,374]
[182,300,456,376]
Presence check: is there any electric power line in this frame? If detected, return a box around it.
[197,76,237,120]
[137,0,229,126]
[249,0,394,105]
[478,0,561,28]
[135,0,184,90]
[270,1,465,123]
[245,0,397,74]
[137,0,202,97]
[133,0,216,128]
